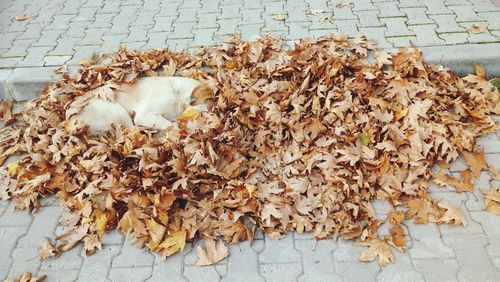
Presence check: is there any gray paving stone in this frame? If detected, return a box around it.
[33,30,65,47]
[220,5,240,19]
[8,247,41,279]
[77,245,121,282]
[382,17,415,36]
[112,237,154,267]
[171,22,195,39]
[470,0,499,12]
[430,14,467,34]
[17,46,54,67]
[260,263,302,282]
[46,14,76,30]
[3,39,33,57]
[413,259,460,282]
[44,55,72,66]
[470,211,500,257]
[147,253,186,282]
[295,239,341,281]
[288,22,310,40]
[239,23,263,41]
[335,20,359,38]
[335,260,379,282]
[40,244,83,271]
[443,234,500,281]
[109,266,154,282]
[375,2,405,18]
[399,0,425,8]
[465,171,491,212]
[217,18,240,35]
[287,9,309,23]
[145,32,170,49]
[333,6,357,20]
[259,235,301,263]
[356,10,384,27]
[407,221,455,259]
[0,202,33,226]
[100,229,125,245]
[193,28,217,46]
[359,27,394,48]
[386,36,417,47]
[352,0,378,11]
[402,7,434,25]
[17,206,61,248]
[68,45,101,65]
[420,0,453,15]
[0,32,21,49]
[222,241,265,282]
[0,227,27,280]
[450,5,485,22]
[377,250,425,282]
[408,24,446,46]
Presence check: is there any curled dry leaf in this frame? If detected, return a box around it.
[482,187,500,215]
[4,272,45,282]
[273,14,286,21]
[462,149,486,178]
[469,22,488,34]
[39,237,57,260]
[194,239,229,266]
[12,14,31,21]
[336,1,353,8]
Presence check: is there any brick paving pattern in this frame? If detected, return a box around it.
[1,0,500,281]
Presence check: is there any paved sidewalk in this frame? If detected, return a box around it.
[1,131,500,282]
[1,0,500,101]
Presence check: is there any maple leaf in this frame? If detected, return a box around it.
[482,187,500,215]
[158,230,186,258]
[437,202,468,226]
[387,225,406,252]
[374,52,392,69]
[462,149,486,178]
[405,197,440,224]
[261,203,282,226]
[39,237,56,260]
[355,238,395,267]
[145,219,166,251]
[194,239,229,266]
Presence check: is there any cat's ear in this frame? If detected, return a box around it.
[190,83,213,105]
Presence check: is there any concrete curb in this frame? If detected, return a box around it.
[1,43,499,101]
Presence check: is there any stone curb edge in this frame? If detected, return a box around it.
[1,43,499,101]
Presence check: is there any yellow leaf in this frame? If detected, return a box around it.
[358,132,372,146]
[178,108,199,122]
[473,64,486,78]
[462,149,486,178]
[93,210,108,236]
[145,219,166,251]
[158,230,186,258]
[7,161,21,178]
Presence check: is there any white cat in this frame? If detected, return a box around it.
[66,76,213,135]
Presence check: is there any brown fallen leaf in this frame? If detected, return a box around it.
[194,239,229,266]
[387,225,406,252]
[469,22,488,34]
[355,238,395,267]
[273,14,286,21]
[4,272,46,282]
[336,1,353,8]
[482,187,500,215]
[374,52,392,69]
[309,9,325,15]
[437,202,468,226]
[462,149,486,178]
[12,14,31,21]
[39,237,56,260]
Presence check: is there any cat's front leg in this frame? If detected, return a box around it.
[134,112,173,130]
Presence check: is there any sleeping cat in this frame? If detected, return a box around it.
[66,77,213,135]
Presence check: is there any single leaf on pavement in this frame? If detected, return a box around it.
[355,238,395,267]
[158,230,186,258]
[437,202,468,226]
[194,239,229,266]
[469,23,488,34]
[273,14,286,21]
[482,187,500,215]
[12,14,31,21]
[39,237,56,260]
[462,149,486,178]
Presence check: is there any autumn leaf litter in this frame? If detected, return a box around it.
[0,34,499,268]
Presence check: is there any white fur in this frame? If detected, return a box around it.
[70,76,209,135]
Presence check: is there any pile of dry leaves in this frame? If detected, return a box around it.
[0,34,499,267]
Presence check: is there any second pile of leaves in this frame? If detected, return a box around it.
[1,34,499,267]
